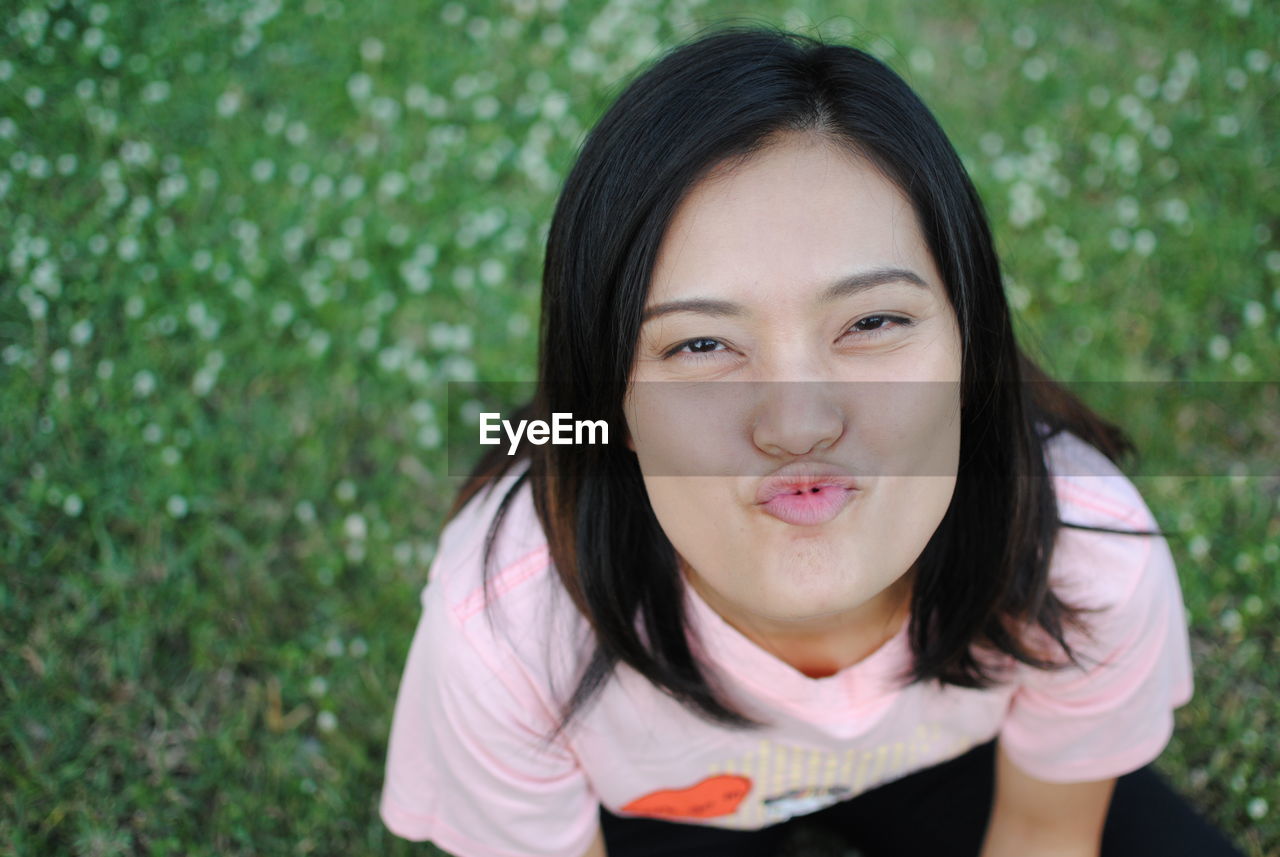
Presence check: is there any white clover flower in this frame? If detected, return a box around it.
[306,329,330,357]
[406,358,430,384]
[442,355,476,383]
[1113,135,1141,174]
[133,370,157,397]
[70,319,94,345]
[1214,115,1241,137]
[1208,335,1230,361]
[325,636,345,656]
[167,494,189,518]
[349,637,368,657]
[378,171,407,198]
[143,423,164,444]
[316,711,337,733]
[371,96,400,123]
[192,249,212,271]
[50,348,71,373]
[192,367,217,396]
[360,37,385,63]
[479,258,505,287]
[1247,798,1268,820]
[270,301,295,326]
[416,423,442,448]
[541,22,566,48]
[1159,198,1189,224]
[142,81,170,103]
[1011,24,1036,50]
[216,89,242,117]
[23,293,47,321]
[405,83,431,110]
[295,500,317,524]
[339,174,364,198]
[442,2,466,25]
[346,72,373,102]
[1244,301,1265,327]
[1021,57,1048,82]
[507,313,530,337]
[63,494,84,517]
[1132,229,1156,256]
[1115,196,1140,226]
[409,400,436,424]
[335,479,357,502]
[251,158,275,182]
[160,446,181,466]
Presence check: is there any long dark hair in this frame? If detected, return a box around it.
[449,25,1136,734]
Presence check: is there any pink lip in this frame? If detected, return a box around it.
[754,470,860,527]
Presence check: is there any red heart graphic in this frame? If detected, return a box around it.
[620,774,752,820]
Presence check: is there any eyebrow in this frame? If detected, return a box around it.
[640,267,930,324]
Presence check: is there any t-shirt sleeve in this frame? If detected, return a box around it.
[997,524,1195,783]
[379,578,600,857]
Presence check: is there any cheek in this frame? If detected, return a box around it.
[846,380,961,477]
[625,382,751,476]
[640,476,742,560]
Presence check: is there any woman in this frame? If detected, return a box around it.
[379,26,1244,857]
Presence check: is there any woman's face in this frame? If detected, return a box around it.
[623,132,963,646]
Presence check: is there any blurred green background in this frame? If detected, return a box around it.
[2,0,1276,854]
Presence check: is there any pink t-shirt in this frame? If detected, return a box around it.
[379,432,1194,857]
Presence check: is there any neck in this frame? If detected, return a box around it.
[687,566,915,679]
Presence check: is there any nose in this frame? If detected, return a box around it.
[750,380,846,458]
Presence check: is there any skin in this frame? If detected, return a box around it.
[622,130,963,678]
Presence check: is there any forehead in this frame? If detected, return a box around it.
[648,134,944,304]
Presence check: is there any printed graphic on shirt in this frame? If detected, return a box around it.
[761,784,854,822]
[620,774,752,820]
[684,722,976,828]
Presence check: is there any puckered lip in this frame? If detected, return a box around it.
[753,463,863,505]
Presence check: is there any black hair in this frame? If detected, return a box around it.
[450,24,1139,735]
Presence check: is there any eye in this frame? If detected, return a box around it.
[845,314,912,339]
[664,337,728,360]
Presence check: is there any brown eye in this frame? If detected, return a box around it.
[846,314,912,338]
[665,337,727,359]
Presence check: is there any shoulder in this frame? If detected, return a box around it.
[417,467,588,710]
[426,465,557,623]
[382,467,601,854]
[1041,430,1167,612]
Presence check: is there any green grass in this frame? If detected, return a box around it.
[2,0,1276,854]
